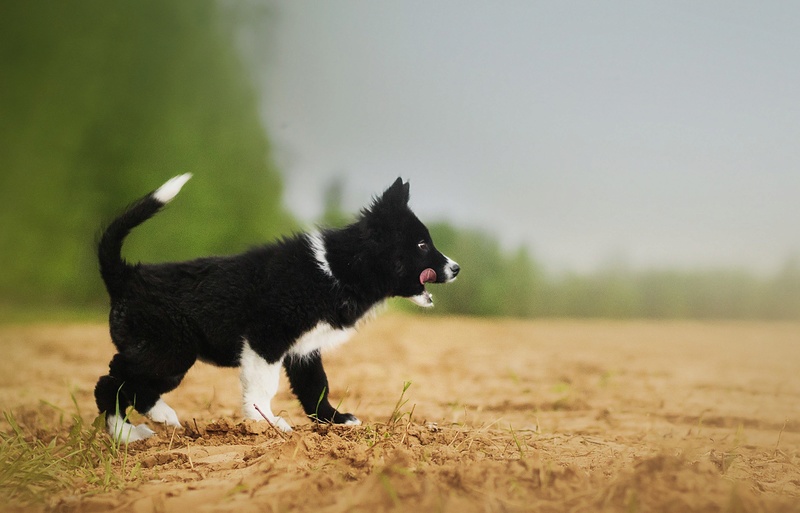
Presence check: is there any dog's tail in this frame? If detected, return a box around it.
[98,174,192,296]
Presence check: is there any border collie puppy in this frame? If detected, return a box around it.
[95,175,459,442]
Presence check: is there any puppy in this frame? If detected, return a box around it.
[95,175,459,441]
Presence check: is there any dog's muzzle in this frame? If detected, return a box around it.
[443,258,460,282]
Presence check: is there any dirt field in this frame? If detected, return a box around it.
[1,315,799,512]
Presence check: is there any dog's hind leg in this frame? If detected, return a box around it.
[94,371,155,443]
[95,354,189,442]
[142,374,184,427]
[146,398,181,427]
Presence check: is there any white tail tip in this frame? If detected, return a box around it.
[153,173,192,204]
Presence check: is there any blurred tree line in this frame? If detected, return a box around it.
[424,224,800,320]
[1,2,798,320]
[0,1,292,310]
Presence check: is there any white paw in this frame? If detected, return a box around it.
[271,416,293,432]
[244,403,293,432]
[342,417,362,426]
[147,399,182,427]
[107,414,156,443]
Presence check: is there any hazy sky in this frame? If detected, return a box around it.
[252,1,799,273]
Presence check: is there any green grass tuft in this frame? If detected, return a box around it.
[387,381,413,428]
[0,397,135,505]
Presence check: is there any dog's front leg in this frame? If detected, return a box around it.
[284,350,361,426]
[239,341,292,432]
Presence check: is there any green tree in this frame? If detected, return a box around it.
[424,223,544,318]
[0,1,291,308]
[766,256,800,319]
[320,177,352,228]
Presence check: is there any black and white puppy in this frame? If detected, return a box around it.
[95,175,459,442]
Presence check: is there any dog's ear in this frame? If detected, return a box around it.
[362,177,410,222]
[382,177,410,206]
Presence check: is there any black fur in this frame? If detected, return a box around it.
[94,177,459,430]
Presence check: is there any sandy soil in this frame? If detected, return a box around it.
[1,315,799,512]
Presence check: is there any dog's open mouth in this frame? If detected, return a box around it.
[407,268,437,308]
[420,268,437,285]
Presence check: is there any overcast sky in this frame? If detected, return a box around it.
[252,1,799,273]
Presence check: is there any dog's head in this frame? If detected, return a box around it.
[362,178,460,307]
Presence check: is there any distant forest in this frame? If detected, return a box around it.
[1,1,798,320]
[0,1,291,308]
[425,224,800,319]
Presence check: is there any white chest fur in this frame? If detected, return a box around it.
[287,322,355,358]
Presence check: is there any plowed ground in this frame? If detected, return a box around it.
[1,316,799,512]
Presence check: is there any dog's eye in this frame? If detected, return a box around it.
[417,241,429,253]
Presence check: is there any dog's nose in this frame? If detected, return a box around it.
[450,263,460,277]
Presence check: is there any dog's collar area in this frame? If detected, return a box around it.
[306,231,336,280]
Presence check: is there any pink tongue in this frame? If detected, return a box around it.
[420,268,437,285]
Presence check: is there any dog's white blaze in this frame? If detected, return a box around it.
[443,256,459,282]
[146,398,181,427]
[306,231,335,279]
[106,414,155,443]
[239,341,292,432]
[153,173,192,204]
[288,322,355,358]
